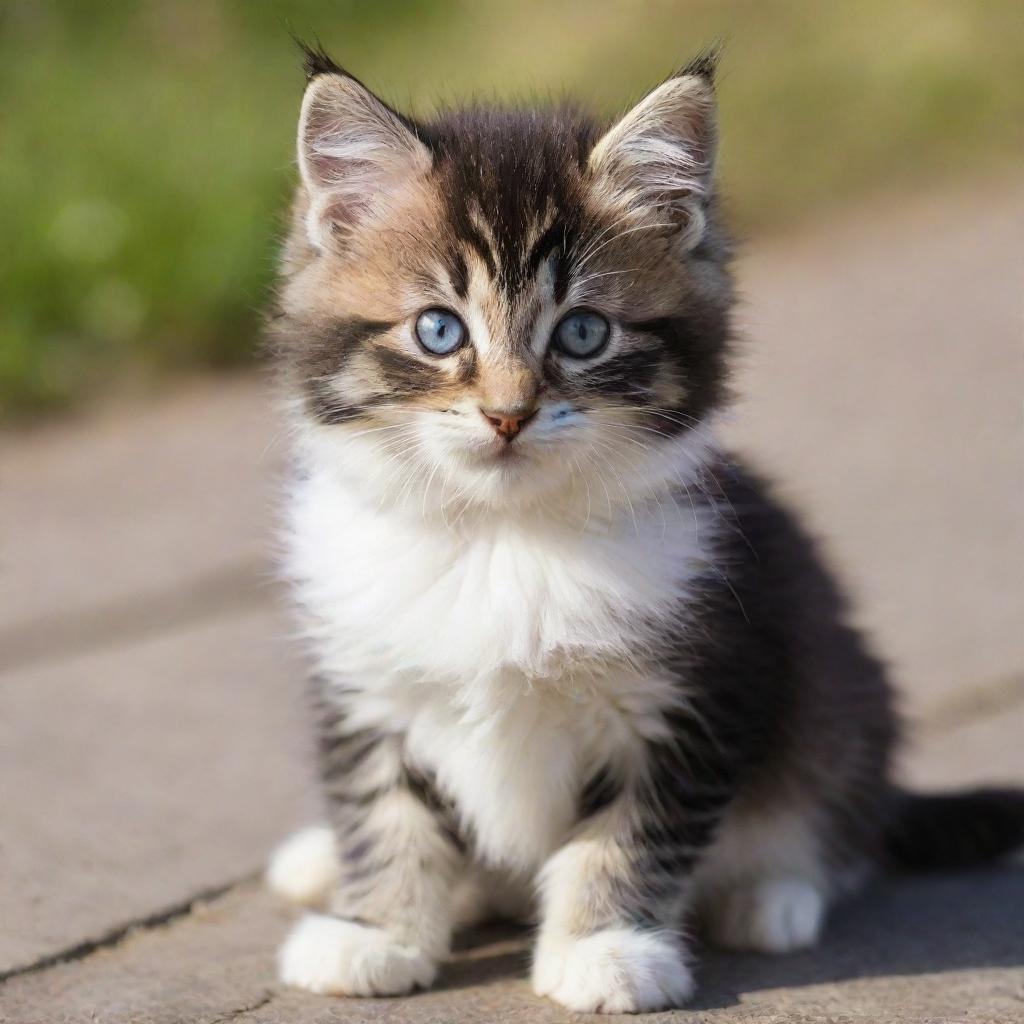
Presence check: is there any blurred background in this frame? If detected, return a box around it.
[2,3,1023,1021]
[2,0,1022,418]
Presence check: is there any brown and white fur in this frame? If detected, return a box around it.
[265,46,1024,1013]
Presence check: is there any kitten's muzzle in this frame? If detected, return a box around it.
[480,404,538,442]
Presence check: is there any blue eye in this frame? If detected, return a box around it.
[415,308,466,355]
[553,310,610,358]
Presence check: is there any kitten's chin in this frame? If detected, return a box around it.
[448,446,565,508]
[460,440,531,472]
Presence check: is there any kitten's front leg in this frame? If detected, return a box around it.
[533,754,735,1013]
[279,702,461,998]
[531,802,694,1013]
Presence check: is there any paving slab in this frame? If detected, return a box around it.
[2,870,1022,1023]
[725,180,1024,715]
[3,683,1020,1023]
[0,606,319,975]
[901,692,1024,792]
[0,375,283,671]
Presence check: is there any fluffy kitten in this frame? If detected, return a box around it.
[266,46,1024,1013]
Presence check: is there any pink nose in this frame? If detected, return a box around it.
[480,406,537,442]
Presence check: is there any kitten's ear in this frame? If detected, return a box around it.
[588,60,717,251]
[297,67,431,250]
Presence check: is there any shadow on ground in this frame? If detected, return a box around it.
[440,869,1024,1010]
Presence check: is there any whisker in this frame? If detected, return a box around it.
[579,221,677,270]
[575,446,615,521]
[584,436,640,534]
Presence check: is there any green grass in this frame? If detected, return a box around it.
[2,1,1021,419]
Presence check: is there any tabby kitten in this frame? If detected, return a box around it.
[266,46,1024,1013]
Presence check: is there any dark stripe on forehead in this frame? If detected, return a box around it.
[467,226,498,279]
[427,110,598,300]
[449,214,497,280]
[526,219,564,277]
[527,218,574,304]
[446,248,469,300]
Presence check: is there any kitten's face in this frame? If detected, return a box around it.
[274,56,732,514]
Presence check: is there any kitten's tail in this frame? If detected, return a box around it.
[885,787,1024,870]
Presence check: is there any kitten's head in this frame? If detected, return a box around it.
[273,46,733,516]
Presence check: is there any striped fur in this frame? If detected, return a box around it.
[268,46,1024,1013]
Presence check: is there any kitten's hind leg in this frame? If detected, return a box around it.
[706,875,826,953]
[696,800,842,954]
[267,825,339,908]
[266,825,511,928]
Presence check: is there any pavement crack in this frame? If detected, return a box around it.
[918,671,1024,736]
[0,874,255,987]
[0,560,275,674]
[204,992,274,1023]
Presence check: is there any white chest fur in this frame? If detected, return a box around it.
[284,467,713,867]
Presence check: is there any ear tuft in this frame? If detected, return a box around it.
[675,44,722,84]
[588,62,719,252]
[296,39,346,83]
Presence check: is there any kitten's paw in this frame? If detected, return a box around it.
[709,877,825,953]
[532,927,694,1014]
[279,913,436,996]
[266,826,339,908]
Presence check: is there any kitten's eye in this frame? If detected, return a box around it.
[553,310,610,359]
[415,308,466,356]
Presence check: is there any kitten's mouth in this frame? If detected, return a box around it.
[488,443,526,463]
[468,438,529,467]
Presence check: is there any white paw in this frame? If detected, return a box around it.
[709,877,825,953]
[278,913,436,996]
[532,927,694,1014]
[267,826,340,908]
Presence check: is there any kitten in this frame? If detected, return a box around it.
[265,45,1024,1013]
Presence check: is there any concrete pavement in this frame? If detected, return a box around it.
[2,704,1023,1023]
[2,178,1022,1021]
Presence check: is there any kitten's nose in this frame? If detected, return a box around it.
[480,405,538,442]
